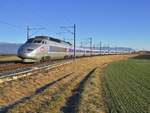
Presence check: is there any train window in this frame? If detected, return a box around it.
[41,41,47,44]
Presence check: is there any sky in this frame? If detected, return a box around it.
[0,0,150,50]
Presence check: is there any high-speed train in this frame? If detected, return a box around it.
[18,36,100,62]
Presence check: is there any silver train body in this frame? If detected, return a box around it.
[18,36,101,62]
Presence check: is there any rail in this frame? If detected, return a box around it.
[0,61,72,83]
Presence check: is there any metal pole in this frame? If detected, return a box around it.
[115,46,117,54]
[90,37,92,56]
[99,41,102,55]
[80,41,83,48]
[74,24,76,59]
[108,45,110,54]
[27,26,29,40]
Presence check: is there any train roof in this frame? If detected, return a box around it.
[34,36,72,46]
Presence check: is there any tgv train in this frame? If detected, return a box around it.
[18,36,100,62]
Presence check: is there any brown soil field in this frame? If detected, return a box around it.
[0,55,135,113]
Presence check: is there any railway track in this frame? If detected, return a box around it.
[0,60,56,73]
[0,57,77,74]
[0,54,123,74]
[0,63,32,73]
[0,55,131,84]
[0,59,73,84]
[0,56,98,78]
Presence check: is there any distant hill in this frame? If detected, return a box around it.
[0,42,22,55]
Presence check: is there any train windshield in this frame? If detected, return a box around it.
[33,40,42,43]
[26,38,44,44]
[26,38,34,43]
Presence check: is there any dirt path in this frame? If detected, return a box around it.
[0,55,135,113]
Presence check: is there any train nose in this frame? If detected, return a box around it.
[18,46,35,58]
[18,50,31,57]
[17,43,42,60]
[18,49,30,58]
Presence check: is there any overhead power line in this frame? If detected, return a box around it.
[27,26,45,40]
[0,20,25,30]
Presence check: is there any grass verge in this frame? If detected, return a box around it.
[76,67,106,113]
[5,73,76,113]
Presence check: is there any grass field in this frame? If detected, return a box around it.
[103,55,150,113]
[0,55,21,62]
[76,67,106,113]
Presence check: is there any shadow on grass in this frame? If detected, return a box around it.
[0,60,20,65]
[61,67,97,113]
[0,72,73,113]
[132,54,150,60]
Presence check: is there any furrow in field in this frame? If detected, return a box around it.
[103,58,150,113]
[107,64,147,113]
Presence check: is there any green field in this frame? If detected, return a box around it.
[103,55,150,113]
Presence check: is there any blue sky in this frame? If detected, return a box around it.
[0,0,150,50]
